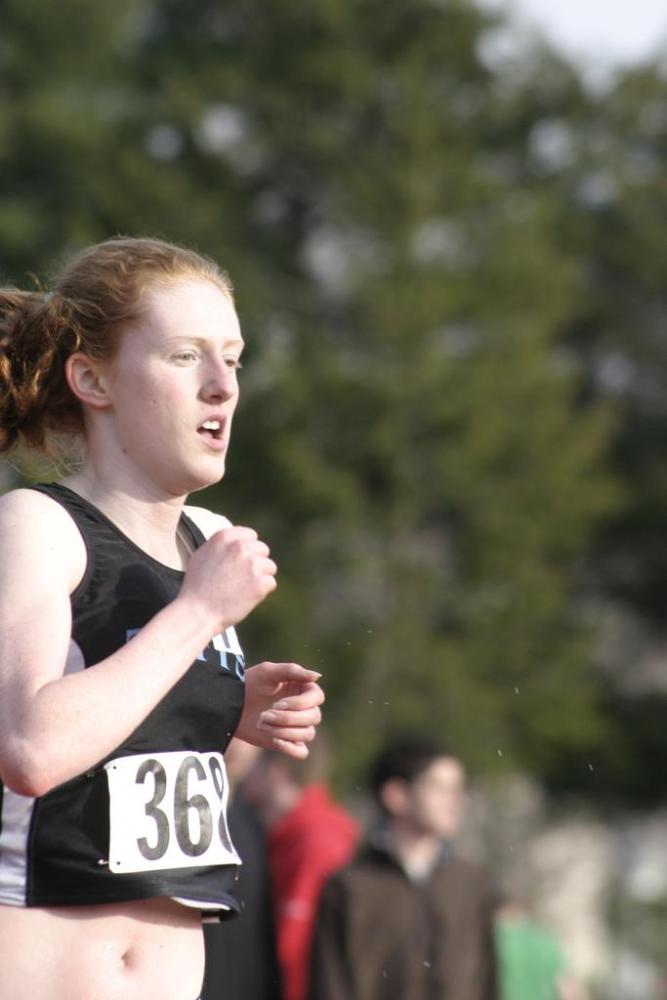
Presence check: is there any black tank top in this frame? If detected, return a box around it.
[0,483,245,914]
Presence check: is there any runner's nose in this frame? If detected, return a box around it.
[200,360,238,402]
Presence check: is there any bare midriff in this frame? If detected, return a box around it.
[0,897,205,1000]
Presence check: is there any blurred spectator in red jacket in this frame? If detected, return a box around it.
[243,735,360,1000]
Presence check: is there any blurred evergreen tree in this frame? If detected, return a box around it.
[562,66,667,630]
[463,43,667,802]
[0,0,625,787]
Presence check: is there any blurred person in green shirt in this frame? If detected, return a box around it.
[495,898,589,1000]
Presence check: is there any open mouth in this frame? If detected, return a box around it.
[197,419,224,442]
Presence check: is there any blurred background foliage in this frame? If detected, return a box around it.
[1,0,666,805]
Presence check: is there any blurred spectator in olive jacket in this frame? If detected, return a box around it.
[309,736,499,1000]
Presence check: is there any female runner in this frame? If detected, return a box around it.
[0,236,324,1000]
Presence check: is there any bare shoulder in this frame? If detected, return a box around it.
[0,488,86,595]
[0,489,84,716]
[183,504,233,540]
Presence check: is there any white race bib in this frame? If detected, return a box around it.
[105,751,241,874]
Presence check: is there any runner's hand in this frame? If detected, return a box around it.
[180,526,277,632]
[235,661,324,759]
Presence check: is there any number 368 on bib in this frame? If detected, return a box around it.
[105,750,241,874]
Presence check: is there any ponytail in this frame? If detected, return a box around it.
[0,290,84,454]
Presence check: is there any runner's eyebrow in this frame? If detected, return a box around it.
[164,335,244,350]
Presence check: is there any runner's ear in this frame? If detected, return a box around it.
[65,353,113,411]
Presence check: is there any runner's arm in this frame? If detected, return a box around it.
[0,491,223,796]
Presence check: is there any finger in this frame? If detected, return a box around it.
[259,705,322,730]
[251,662,323,684]
[270,683,325,712]
[261,724,317,743]
[214,525,258,542]
[271,737,310,760]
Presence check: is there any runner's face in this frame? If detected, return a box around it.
[102,277,243,496]
[406,758,466,840]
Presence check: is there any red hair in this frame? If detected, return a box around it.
[0,237,233,455]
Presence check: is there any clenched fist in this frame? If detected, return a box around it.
[180,525,277,632]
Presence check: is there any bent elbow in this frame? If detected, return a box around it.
[1,773,39,798]
[0,745,59,798]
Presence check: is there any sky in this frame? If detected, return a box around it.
[479,0,667,78]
